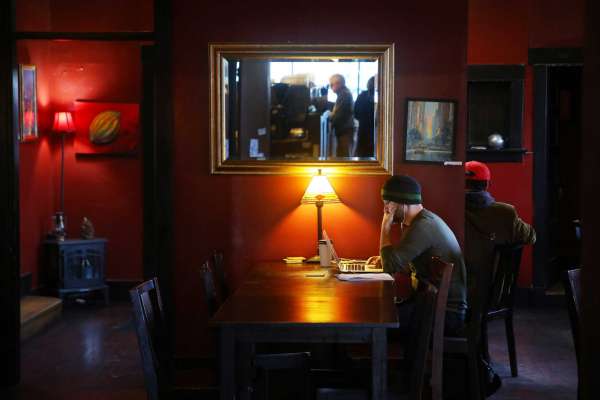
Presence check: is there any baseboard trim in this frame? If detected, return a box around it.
[106,279,142,302]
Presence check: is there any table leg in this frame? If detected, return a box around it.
[238,342,255,400]
[220,327,235,400]
[371,327,387,400]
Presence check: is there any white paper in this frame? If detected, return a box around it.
[336,273,394,282]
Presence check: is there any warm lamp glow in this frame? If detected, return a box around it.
[301,170,340,204]
[52,111,75,134]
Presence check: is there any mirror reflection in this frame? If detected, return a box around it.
[222,57,378,161]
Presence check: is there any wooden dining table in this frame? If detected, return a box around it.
[210,261,399,400]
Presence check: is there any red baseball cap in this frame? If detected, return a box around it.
[465,161,491,181]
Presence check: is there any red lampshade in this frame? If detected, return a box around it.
[52,111,75,134]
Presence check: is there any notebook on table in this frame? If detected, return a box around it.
[323,231,384,273]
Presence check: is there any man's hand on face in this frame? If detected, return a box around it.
[382,202,398,232]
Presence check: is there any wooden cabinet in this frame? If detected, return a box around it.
[44,238,109,304]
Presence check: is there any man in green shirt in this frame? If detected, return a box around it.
[378,175,468,335]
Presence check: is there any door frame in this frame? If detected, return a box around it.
[0,0,174,386]
[530,48,582,296]
[0,0,20,387]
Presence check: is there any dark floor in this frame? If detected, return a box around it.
[14,301,577,400]
[485,306,577,400]
[18,302,147,400]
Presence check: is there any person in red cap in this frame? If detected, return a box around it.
[464,160,536,270]
[464,160,536,395]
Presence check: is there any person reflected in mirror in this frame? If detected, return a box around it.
[328,74,354,157]
[354,76,376,157]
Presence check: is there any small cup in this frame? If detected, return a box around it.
[318,240,331,267]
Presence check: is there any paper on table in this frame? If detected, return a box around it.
[336,273,394,282]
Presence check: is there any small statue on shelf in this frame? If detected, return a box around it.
[80,217,95,239]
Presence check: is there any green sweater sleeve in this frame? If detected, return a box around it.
[380,223,430,274]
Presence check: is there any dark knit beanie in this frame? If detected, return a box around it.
[381,175,422,204]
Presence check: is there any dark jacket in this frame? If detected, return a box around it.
[329,86,354,136]
[354,90,375,156]
[464,191,536,291]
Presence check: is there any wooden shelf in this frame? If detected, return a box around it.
[466,147,527,162]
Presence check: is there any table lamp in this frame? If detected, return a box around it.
[301,169,340,261]
[51,111,75,239]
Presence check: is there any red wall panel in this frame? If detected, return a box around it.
[529,0,585,48]
[171,0,468,354]
[16,0,153,32]
[467,0,583,288]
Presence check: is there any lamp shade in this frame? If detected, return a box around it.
[52,111,75,134]
[301,170,340,204]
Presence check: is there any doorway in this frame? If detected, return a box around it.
[533,60,583,293]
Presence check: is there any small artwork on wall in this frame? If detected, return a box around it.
[404,98,456,163]
[19,64,38,142]
[74,100,139,156]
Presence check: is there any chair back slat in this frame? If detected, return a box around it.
[201,260,220,317]
[130,278,170,400]
[466,244,497,349]
[406,283,438,400]
[429,257,453,400]
[488,245,523,312]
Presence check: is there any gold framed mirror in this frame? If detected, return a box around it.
[209,43,394,175]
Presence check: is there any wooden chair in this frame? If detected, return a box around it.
[427,257,454,400]
[316,283,439,400]
[481,244,523,377]
[129,278,218,400]
[200,258,311,400]
[563,268,581,358]
[343,256,452,400]
[563,268,581,399]
[444,250,497,400]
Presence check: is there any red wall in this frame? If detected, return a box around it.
[16,0,153,32]
[467,0,584,287]
[171,0,468,354]
[17,1,150,288]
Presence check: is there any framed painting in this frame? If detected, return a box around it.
[404,98,457,163]
[19,65,38,142]
[74,100,139,156]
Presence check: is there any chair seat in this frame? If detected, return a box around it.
[485,308,510,320]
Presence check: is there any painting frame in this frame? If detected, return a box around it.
[18,64,38,142]
[403,98,457,164]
